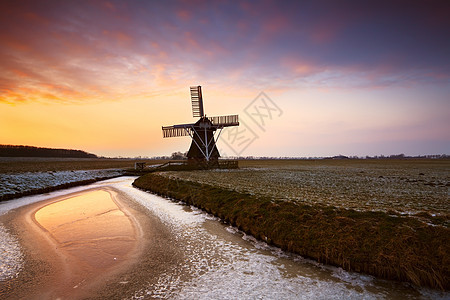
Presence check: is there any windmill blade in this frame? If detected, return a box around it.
[162,124,194,138]
[208,115,239,127]
[190,86,204,118]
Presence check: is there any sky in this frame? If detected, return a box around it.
[1,0,449,158]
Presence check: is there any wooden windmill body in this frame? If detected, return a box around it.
[162,86,239,167]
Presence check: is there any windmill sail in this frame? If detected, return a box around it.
[162,124,194,138]
[190,86,204,117]
[208,115,239,127]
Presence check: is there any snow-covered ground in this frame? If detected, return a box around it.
[0,224,23,281]
[162,166,449,216]
[0,177,447,299]
[0,169,124,199]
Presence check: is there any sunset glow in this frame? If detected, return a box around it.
[1,0,449,157]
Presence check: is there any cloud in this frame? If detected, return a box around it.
[176,9,191,21]
[0,0,448,105]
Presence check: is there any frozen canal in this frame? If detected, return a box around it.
[0,177,447,299]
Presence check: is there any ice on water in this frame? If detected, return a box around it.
[1,177,448,299]
[0,225,23,281]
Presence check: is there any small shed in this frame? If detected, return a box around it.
[135,162,146,170]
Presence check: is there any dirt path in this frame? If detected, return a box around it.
[0,187,182,299]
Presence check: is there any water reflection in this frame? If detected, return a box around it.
[3,177,446,299]
[34,190,136,269]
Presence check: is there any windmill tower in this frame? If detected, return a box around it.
[162,86,239,167]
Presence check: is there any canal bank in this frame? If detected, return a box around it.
[1,177,447,299]
[133,173,449,291]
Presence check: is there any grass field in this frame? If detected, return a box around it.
[134,170,449,289]
[134,159,450,289]
[162,159,449,222]
[0,158,167,174]
[1,157,448,289]
[2,158,447,220]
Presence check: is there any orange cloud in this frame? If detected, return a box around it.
[11,69,30,78]
[102,30,133,46]
[0,34,31,52]
[280,57,321,77]
[176,10,191,21]
[22,11,49,26]
[102,1,117,12]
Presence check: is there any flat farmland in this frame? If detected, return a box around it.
[0,158,167,200]
[162,159,449,219]
[0,158,166,174]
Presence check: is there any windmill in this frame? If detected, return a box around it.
[162,86,239,167]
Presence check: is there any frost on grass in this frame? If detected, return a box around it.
[161,160,449,216]
[0,177,446,298]
[122,184,378,300]
[118,179,439,300]
[0,169,124,199]
[0,224,23,281]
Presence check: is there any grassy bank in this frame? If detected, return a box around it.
[133,173,449,290]
[161,159,450,218]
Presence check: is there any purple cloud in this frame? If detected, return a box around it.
[1,0,449,104]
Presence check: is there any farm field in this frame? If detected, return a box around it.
[161,159,449,219]
[0,158,167,200]
[0,157,166,174]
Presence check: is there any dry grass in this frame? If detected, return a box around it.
[133,172,450,290]
[162,159,449,222]
[0,158,167,174]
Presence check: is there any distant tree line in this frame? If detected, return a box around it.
[71,150,449,161]
[364,154,449,159]
[210,154,449,160]
[140,153,449,160]
[0,145,98,158]
[170,151,187,160]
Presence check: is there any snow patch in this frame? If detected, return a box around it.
[1,177,447,299]
[0,169,124,198]
[0,224,23,281]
